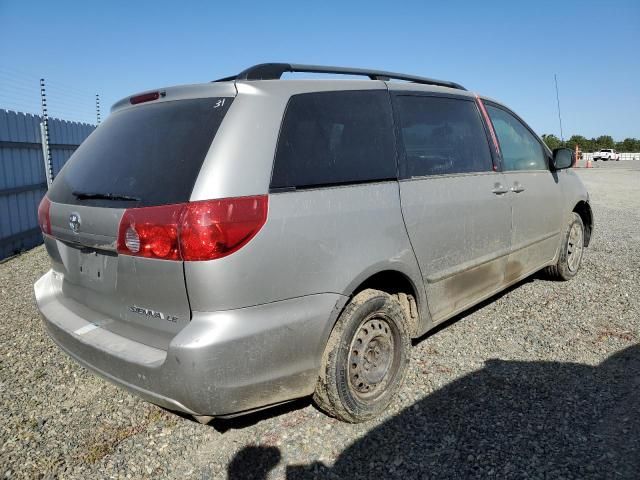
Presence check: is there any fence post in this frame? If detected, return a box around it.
[39,78,54,187]
[96,93,101,125]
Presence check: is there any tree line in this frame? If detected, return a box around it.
[541,134,640,152]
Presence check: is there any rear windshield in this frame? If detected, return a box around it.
[48,97,233,208]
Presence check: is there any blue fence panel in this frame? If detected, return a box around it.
[0,109,95,260]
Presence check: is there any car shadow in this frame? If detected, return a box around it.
[210,399,313,433]
[164,398,312,432]
[228,344,640,479]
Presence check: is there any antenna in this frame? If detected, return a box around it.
[554,74,564,141]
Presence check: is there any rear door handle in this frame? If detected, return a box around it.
[492,184,509,195]
[511,183,525,193]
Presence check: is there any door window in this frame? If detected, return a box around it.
[485,106,547,171]
[395,96,493,177]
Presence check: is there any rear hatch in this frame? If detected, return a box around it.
[44,86,235,349]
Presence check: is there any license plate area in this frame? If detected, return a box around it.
[79,250,105,281]
[59,242,118,292]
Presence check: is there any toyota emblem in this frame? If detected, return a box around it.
[69,212,81,234]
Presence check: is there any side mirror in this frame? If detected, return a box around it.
[551,148,574,170]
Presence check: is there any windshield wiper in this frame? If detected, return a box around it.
[72,191,141,201]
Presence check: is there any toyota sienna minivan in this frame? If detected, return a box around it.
[34,63,592,423]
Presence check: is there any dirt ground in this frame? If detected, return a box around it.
[1,161,638,479]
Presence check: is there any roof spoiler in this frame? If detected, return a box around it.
[213,63,466,91]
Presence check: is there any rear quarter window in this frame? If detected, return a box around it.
[270,90,396,190]
[48,97,233,208]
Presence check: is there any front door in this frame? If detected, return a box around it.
[484,104,563,281]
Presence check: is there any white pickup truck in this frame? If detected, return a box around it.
[593,149,620,161]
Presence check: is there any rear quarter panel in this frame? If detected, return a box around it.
[184,182,427,327]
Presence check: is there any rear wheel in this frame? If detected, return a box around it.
[313,289,411,423]
[545,212,585,280]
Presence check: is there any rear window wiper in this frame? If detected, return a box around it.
[72,191,141,201]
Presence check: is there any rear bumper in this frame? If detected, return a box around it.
[35,269,347,416]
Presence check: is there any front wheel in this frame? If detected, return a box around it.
[313,289,411,423]
[545,212,585,280]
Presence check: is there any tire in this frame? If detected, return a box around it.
[313,289,411,423]
[545,212,585,281]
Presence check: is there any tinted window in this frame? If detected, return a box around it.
[48,97,233,207]
[485,105,547,171]
[395,96,493,177]
[271,91,396,189]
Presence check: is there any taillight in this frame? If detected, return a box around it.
[38,196,51,235]
[116,195,268,261]
[117,204,183,260]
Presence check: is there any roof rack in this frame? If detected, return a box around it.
[213,63,466,91]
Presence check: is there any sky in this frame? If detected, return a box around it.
[1,0,638,139]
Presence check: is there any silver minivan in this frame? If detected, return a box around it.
[34,63,592,423]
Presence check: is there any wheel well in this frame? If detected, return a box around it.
[573,201,593,246]
[352,270,420,336]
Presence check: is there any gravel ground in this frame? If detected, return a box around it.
[1,162,639,479]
